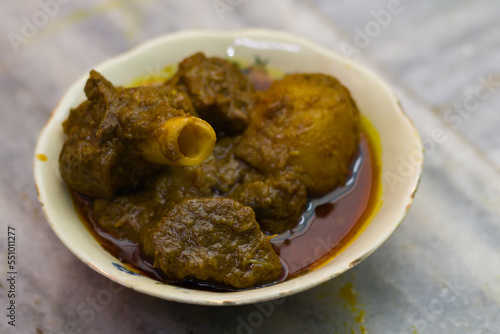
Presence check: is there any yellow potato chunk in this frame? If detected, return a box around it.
[236,73,360,196]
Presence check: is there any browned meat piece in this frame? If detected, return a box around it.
[94,193,159,243]
[230,168,307,234]
[141,198,282,288]
[92,137,248,239]
[157,84,198,117]
[163,52,254,134]
[60,70,215,198]
[92,165,211,243]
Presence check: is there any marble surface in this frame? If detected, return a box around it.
[1,1,499,333]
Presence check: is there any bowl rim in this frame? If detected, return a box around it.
[34,28,423,306]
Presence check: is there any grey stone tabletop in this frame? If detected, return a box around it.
[1,0,499,333]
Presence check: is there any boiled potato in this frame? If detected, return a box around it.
[236,73,360,196]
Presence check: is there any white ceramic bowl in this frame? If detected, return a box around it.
[34,29,423,305]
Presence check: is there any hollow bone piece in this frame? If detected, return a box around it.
[141,116,216,166]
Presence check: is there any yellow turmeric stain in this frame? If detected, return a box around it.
[355,310,365,323]
[338,282,368,333]
[266,67,286,80]
[128,65,177,87]
[339,282,357,307]
[36,154,48,161]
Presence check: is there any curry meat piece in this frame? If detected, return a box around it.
[92,137,245,241]
[60,71,204,198]
[94,191,162,244]
[157,84,198,117]
[236,73,361,196]
[93,161,217,243]
[163,52,254,134]
[141,198,282,289]
[229,167,307,234]
[203,137,307,234]
[93,137,307,236]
